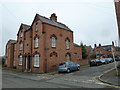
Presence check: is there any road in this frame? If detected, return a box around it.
[2,62,119,88]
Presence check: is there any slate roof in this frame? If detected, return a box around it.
[8,39,17,44]
[102,45,112,51]
[21,24,31,31]
[36,14,71,31]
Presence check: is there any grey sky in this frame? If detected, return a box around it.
[1,0,119,56]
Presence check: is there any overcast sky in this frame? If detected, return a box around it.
[0,0,119,56]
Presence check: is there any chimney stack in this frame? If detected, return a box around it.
[50,13,57,22]
[94,44,97,48]
[112,41,114,46]
[99,44,101,47]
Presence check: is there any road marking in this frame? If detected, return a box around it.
[92,76,120,88]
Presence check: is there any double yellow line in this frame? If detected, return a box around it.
[93,68,120,88]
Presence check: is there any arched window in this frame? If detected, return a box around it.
[66,53,71,61]
[34,54,40,67]
[66,39,70,49]
[20,31,23,37]
[19,42,23,50]
[19,55,22,65]
[51,36,56,48]
[35,22,38,31]
[35,37,39,48]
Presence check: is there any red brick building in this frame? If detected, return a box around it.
[89,42,117,59]
[5,13,83,73]
[5,40,17,67]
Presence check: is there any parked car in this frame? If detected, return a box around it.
[105,58,113,63]
[104,58,110,64]
[58,61,80,73]
[100,58,107,64]
[115,56,120,61]
[89,59,102,66]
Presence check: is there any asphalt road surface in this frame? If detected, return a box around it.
[2,62,120,88]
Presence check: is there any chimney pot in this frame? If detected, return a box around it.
[94,44,97,48]
[112,41,114,46]
[50,13,57,22]
[99,44,101,47]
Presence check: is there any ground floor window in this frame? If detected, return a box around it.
[34,54,39,67]
[66,53,70,61]
[19,55,22,65]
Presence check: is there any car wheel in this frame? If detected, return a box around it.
[77,67,80,71]
[67,69,70,73]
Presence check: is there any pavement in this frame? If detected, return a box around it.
[98,68,120,86]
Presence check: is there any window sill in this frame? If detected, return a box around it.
[34,66,39,68]
[51,47,56,49]
[66,48,70,50]
[34,47,39,49]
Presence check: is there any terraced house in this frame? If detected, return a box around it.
[5,13,84,73]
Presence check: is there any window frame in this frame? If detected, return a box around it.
[35,37,39,48]
[20,31,23,38]
[35,22,38,32]
[66,39,70,50]
[34,54,40,67]
[51,36,56,48]
[66,53,70,61]
[19,42,23,51]
[19,55,22,65]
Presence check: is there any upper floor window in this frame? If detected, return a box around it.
[20,42,23,50]
[34,54,40,67]
[35,37,39,48]
[66,39,70,49]
[20,31,23,37]
[51,36,56,48]
[35,22,38,32]
[19,55,22,65]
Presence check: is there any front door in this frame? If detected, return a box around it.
[26,55,30,71]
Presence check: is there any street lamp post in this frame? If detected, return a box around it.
[111,47,118,76]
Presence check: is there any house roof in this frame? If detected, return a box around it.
[8,39,17,44]
[102,45,112,51]
[36,14,71,31]
[21,23,31,31]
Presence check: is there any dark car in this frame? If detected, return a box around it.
[58,61,80,73]
[89,59,102,66]
[115,56,120,61]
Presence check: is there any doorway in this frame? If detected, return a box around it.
[25,55,30,71]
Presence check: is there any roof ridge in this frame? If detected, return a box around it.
[21,23,30,27]
[36,13,71,31]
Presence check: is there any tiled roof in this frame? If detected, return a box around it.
[37,14,71,31]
